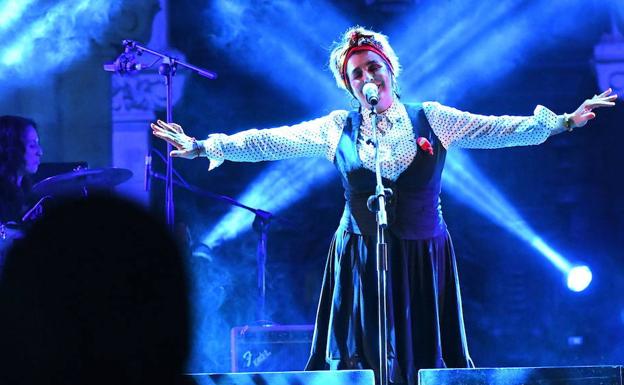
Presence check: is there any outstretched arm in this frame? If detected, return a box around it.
[151,111,347,170]
[423,89,618,149]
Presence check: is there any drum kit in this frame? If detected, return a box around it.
[1,167,133,253]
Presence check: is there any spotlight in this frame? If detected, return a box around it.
[566,265,593,292]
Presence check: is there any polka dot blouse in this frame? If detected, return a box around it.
[199,101,562,181]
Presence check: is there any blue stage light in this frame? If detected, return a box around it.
[393,0,520,101]
[529,237,571,272]
[394,0,589,103]
[1,45,23,66]
[200,0,352,247]
[0,0,122,81]
[566,265,593,293]
[202,0,599,292]
[0,0,35,32]
[0,0,34,37]
[202,158,335,248]
[444,150,590,291]
[207,0,350,110]
[390,0,600,290]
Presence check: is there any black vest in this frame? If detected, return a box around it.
[333,103,447,239]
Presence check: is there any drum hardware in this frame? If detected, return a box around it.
[32,167,133,197]
[21,196,53,222]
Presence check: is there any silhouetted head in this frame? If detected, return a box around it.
[0,195,190,385]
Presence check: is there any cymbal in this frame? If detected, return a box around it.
[32,168,133,196]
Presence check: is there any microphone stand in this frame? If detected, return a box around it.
[149,169,279,324]
[109,40,217,230]
[366,104,391,385]
[252,209,272,325]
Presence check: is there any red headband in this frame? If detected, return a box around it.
[341,44,395,92]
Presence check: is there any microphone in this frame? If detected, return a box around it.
[103,53,144,73]
[144,154,152,191]
[363,83,379,106]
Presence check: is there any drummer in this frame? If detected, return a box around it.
[0,115,43,258]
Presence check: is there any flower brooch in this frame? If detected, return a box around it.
[417,137,434,156]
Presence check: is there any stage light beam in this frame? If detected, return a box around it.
[202,157,335,248]
[444,151,591,291]
[202,0,598,292]
[0,0,35,32]
[395,0,594,104]
[389,0,601,291]
[206,0,350,111]
[0,0,123,82]
[200,0,352,247]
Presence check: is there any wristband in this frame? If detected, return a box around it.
[190,137,203,157]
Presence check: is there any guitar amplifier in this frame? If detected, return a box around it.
[230,324,314,372]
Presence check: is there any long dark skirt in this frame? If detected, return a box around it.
[305,229,474,385]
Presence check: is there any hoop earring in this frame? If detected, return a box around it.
[350,97,360,109]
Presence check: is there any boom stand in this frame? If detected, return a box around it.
[366,106,391,385]
[121,40,217,229]
[253,209,273,325]
[149,169,275,324]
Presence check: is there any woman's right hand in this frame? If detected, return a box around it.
[567,88,617,128]
[151,120,202,159]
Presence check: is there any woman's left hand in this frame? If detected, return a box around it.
[569,88,618,128]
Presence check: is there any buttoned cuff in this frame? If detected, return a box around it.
[534,105,564,135]
[198,133,226,171]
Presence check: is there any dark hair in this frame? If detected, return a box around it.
[0,115,37,182]
[0,115,37,221]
